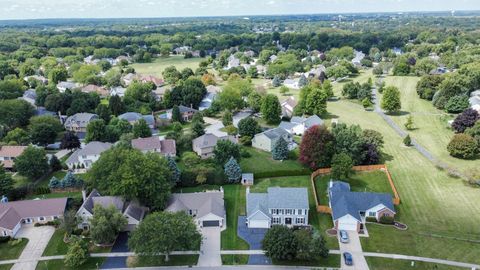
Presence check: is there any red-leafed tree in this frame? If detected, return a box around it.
[299,125,335,170]
[452,108,479,133]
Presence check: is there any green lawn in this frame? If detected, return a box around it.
[221,185,249,250]
[131,55,203,78]
[26,191,82,200]
[36,170,67,188]
[326,70,480,263]
[128,255,199,267]
[251,176,339,249]
[43,229,111,256]
[366,257,466,270]
[0,264,12,270]
[239,147,309,176]
[221,255,249,265]
[273,254,340,267]
[0,238,28,260]
[383,75,479,177]
[35,258,105,270]
[314,170,394,205]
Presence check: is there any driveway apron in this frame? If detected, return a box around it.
[11,226,55,270]
[197,227,222,267]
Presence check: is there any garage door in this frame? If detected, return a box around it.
[338,221,357,231]
[202,220,220,227]
[248,220,270,228]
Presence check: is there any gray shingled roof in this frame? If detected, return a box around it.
[119,112,155,127]
[165,191,225,219]
[64,113,98,129]
[329,181,395,221]
[246,193,269,219]
[246,187,309,219]
[261,127,288,140]
[65,141,112,165]
[124,202,145,221]
[279,121,296,131]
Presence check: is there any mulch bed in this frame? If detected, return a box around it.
[326,229,337,236]
[394,221,408,230]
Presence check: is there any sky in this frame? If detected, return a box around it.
[0,0,479,20]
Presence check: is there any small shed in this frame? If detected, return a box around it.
[241,173,254,186]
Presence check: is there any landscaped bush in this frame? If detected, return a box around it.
[34,186,51,195]
[365,217,377,223]
[447,133,478,159]
[0,236,11,243]
[379,216,394,224]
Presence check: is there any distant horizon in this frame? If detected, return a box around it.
[1,0,479,21]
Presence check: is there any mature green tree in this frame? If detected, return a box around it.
[108,95,126,116]
[416,75,444,100]
[0,79,25,99]
[0,99,35,131]
[322,80,334,98]
[179,78,207,108]
[95,104,111,123]
[331,153,353,179]
[362,129,384,149]
[0,165,14,197]
[90,205,127,245]
[160,44,173,57]
[125,81,155,103]
[73,64,101,84]
[181,68,195,80]
[447,134,478,159]
[272,75,281,87]
[48,67,68,84]
[49,155,62,172]
[279,85,289,96]
[61,210,80,236]
[222,111,233,126]
[298,75,308,87]
[28,116,63,146]
[403,134,412,146]
[129,212,201,262]
[452,109,479,133]
[305,87,328,116]
[224,157,242,183]
[171,105,183,123]
[325,65,349,79]
[191,114,205,138]
[61,131,81,150]
[238,117,261,138]
[85,119,107,142]
[3,128,31,145]
[166,156,181,185]
[294,229,329,261]
[272,137,289,160]
[64,237,89,268]
[381,86,401,114]
[261,94,281,125]
[216,80,244,111]
[332,123,364,163]
[15,146,49,179]
[88,147,172,210]
[213,140,241,165]
[262,225,297,261]
[133,118,152,138]
[247,91,263,112]
[162,66,182,85]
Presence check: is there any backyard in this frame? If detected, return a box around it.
[131,55,203,78]
[326,70,480,263]
[239,147,309,177]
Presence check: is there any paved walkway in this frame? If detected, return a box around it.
[338,231,369,270]
[197,227,222,267]
[372,86,467,179]
[11,226,55,270]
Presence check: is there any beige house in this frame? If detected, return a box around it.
[251,127,294,152]
[131,136,176,157]
[192,133,237,159]
[0,146,27,170]
[64,113,99,134]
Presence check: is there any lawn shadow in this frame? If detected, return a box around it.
[321,112,340,120]
[381,152,394,162]
[388,111,410,116]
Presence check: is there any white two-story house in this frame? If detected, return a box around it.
[65,141,112,171]
[246,187,309,228]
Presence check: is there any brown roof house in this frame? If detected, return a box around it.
[165,188,226,229]
[192,133,237,159]
[82,84,109,97]
[165,105,198,122]
[131,136,176,157]
[76,189,147,232]
[0,198,68,237]
[0,146,28,170]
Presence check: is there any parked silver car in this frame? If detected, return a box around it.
[340,230,349,243]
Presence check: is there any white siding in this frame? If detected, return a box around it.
[337,215,359,231]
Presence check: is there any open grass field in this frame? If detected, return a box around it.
[131,55,203,78]
[383,75,479,177]
[35,258,105,270]
[0,238,28,260]
[366,257,466,270]
[314,170,394,206]
[326,70,480,263]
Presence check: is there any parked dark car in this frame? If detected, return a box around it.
[343,252,353,266]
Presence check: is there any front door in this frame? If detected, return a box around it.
[285,218,292,225]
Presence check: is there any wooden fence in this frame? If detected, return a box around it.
[310,164,401,213]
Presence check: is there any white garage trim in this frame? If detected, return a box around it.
[336,214,360,231]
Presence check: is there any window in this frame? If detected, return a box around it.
[286,209,292,215]
[272,217,281,224]
[368,212,376,217]
[297,209,302,215]
[295,218,305,224]
[2,231,7,236]
[39,217,45,221]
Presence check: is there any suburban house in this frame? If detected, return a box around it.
[227,55,240,69]
[469,90,480,114]
[65,141,112,171]
[119,112,156,129]
[206,85,222,95]
[252,127,295,152]
[165,105,198,122]
[279,115,324,135]
[152,86,170,101]
[57,81,80,93]
[81,84,108,97]
[0,146,27,170]
[122,73,137,86]
[19,89,37,106]
[24,75,48,85]
[64,113,99,135]
[199,92,216,111]
[165,189,226,228]
[77,189,146,232]
[192,133,237,159]
[0,198,68,237]
[283,78,300,89]
[139,75,164,87]
[109,86,127,97]
[131,136,176,156]
[280,97,298,118]
[352,50,366,66]
[328,181,396,232]
[246,187,309,228]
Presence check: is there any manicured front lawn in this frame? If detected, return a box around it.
[127,255,199,267]
[272,254,340,267]
[221,185,249,250]
[35,258,105,270]
[221,254,249,265]
[43,229,111,256]
[239,147,309,176]
[0,238,28,260]
[314,170,394,205]
[366,257,466,270]
[0,264,12,270]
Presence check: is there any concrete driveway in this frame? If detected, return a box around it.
[11,226,55,270]
[197,227,221,267]
[338,230,369,270]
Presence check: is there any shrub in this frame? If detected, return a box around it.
[0,236,11,243]
[452,109,479,133]
[365,217,377,223]
[447,134,478,159]
[379,215,394,224]
[403,134,411,146]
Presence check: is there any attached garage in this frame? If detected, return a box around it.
[248,220,270,228]
[202,220,220,227]
[336,215,359,231]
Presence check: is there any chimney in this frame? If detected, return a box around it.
[81,190,87,201]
